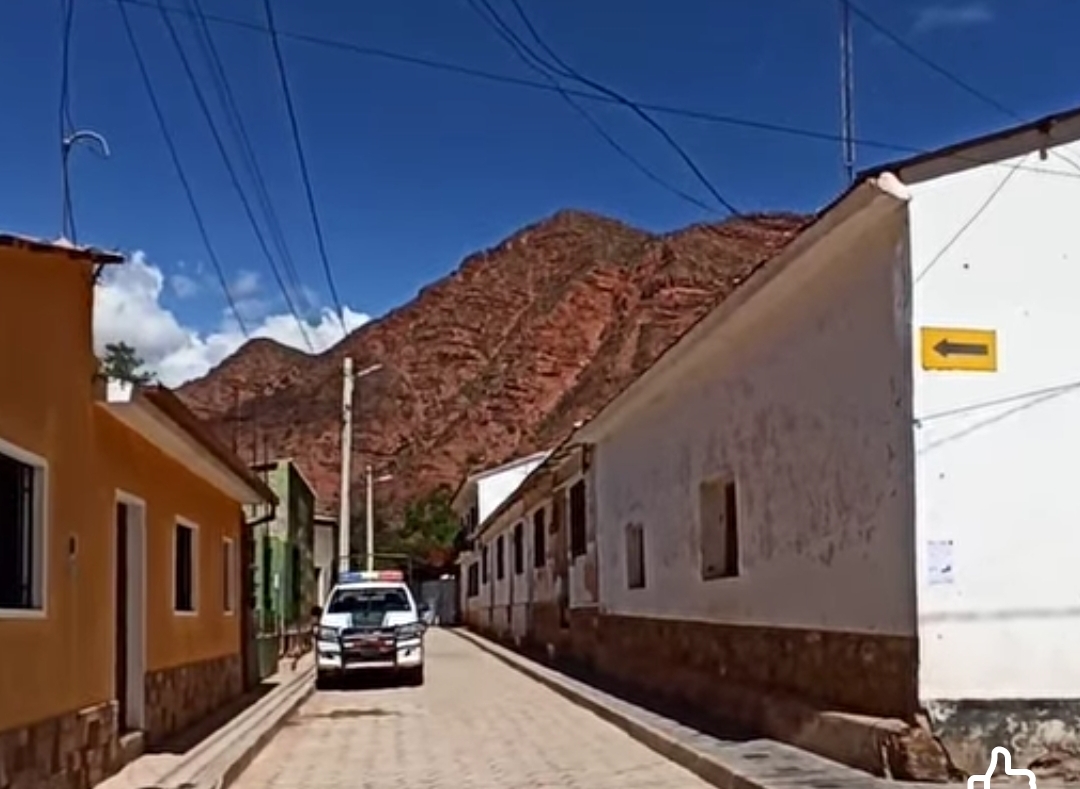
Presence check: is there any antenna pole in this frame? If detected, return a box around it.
[839,0,856,184]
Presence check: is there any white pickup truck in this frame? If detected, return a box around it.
[311,570,429,689]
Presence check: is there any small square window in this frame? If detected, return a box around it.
[496,534,506,580]
[0,442,47,613]
[626,523,646,590]
[532,509,546,569]
[174,521,198,613]
[569,480,587,557]
[223,537,236,614]
[700,477,739,581]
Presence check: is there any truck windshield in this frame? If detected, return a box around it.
[327,587,412,615]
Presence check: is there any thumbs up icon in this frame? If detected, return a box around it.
[968,747,1036,789]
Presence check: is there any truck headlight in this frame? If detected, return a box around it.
[316,626,339,642]
[396,623,424,640]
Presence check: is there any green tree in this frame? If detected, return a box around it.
[99,341,155,384]
[381,488,460,569]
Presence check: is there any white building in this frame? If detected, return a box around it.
[567,109,1080,776]
[451,450,552,534]
[462,109,1080,779]
[458,443,597,648]
[452,450,553,629]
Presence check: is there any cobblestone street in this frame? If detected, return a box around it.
[232,629,714,789]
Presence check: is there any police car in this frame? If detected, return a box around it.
[311,570,428,689]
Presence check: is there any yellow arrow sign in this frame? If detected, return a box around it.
[920,327,997,372]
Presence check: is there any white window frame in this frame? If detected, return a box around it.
[222,536,236,615]
[0,436,48,619]
[173,517,199,615]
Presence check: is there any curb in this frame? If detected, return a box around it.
[451,628,878,789]
[211,669,315,789]
[156,663,315,789]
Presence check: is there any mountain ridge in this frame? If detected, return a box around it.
[178,208,810,517]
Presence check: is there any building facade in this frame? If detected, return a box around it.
[0,234,276,789]
[460,109,1080,781]
[246,459,317,676]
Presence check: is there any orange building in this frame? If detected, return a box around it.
[0,234,276,788]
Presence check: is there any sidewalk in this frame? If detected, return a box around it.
[97,655,314,789]
[454,630,1080,789]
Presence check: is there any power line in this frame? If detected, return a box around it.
[261,0,349,335]
[849,3,1017,122]
[111,0,1080,184]
[184,0,315,320]
[914,153,1028,284]
[465,0,716,215]
[503,0,740,215]
[153,0,316,352]
[114,0,250,336]
[849,1,1080,175]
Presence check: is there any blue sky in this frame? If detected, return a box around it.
[2,0,1078,383]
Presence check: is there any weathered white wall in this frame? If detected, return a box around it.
[477,454,548,523]
[910,141,1080,700]
[595,201,916,636]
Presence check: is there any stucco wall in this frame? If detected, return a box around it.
[97,410,242,673]
[0,249,109,733]
[476,455,546,523]
[594,202,916,637]
[909,140,1080,701]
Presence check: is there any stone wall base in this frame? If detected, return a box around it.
[145,652,243,745]
[587,614,918,719]
[486,609,962,781]
[925,698,1080,780]
[0,700,119,789]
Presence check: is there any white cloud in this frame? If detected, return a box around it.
[914,3,994,32]
[94,251,369,388]
[230,269,261,299]
[169,273,200,299]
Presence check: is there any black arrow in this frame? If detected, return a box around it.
[934,338,989,358]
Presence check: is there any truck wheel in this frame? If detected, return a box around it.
[404,666,425,687]
[315,672,333,691]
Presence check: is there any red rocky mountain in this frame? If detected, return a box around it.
[177,209,808,517]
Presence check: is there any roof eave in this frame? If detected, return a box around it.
[104,379,278,506]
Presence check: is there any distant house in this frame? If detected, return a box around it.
[465,108,1080,779]
[0,232,276,789]
[245,459,317,677]
[452,450,551,622]
[460,443,594,654]
[451,449,551,539]
[313,513,338,605]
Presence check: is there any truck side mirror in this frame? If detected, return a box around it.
[310,605,323,619]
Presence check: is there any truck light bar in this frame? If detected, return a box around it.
[340,570,404,583]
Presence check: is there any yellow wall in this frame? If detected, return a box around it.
[0,247,110,732]
[96,410,242,673]
[0,246,244,735]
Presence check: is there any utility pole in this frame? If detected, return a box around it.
[839,0,856,184]
[338,357,354,575]
[365,464,375,572]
